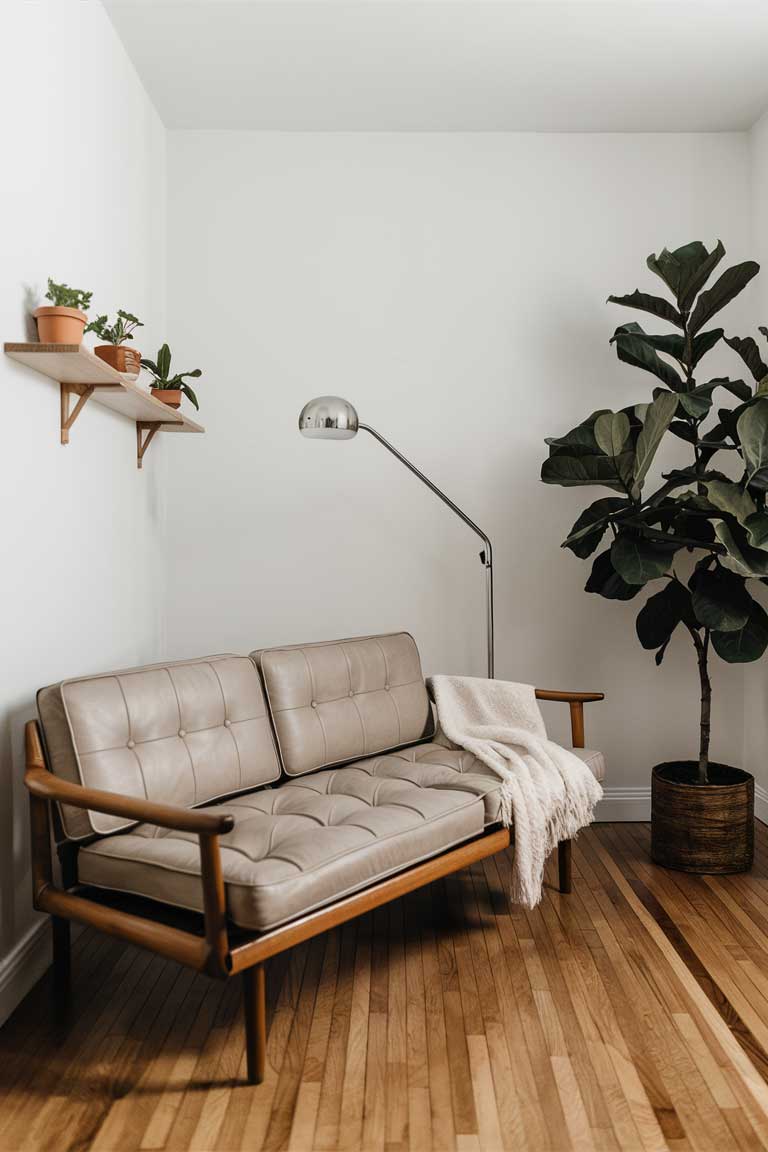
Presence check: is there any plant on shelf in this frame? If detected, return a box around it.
[141,343,201,410]
[33,277,93,345]
[541,240,767,874]
[85,310,144,377]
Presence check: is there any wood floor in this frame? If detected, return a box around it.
[6,823,768,1150]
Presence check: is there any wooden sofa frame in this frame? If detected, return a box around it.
[24,688,603,1085]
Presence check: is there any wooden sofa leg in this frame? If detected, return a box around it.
[52,916,71,1007]
[243,963,266,1085]
[558,839,572,894]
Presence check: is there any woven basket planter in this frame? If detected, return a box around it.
[651,761,754,874]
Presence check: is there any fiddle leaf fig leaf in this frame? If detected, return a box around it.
[704,480,756,525]
[607,291,682,328]
[711,598,768,663]
[562,498,630,558]
[715,521,768,578]
[724,334,768,382]
[611,532,677,585]
[743,512,768,551]
[611,323,683,391]
[585,549,643,601]
[689,261,760,334]
[633,391,677,489]
[737,398,768,489]
[541,452,630,490]
[594,412,630,458]
[635,579,691,650]
[690,567,750,633]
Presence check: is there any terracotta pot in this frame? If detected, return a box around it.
[651,761,754,874]
[151,387,182,409]
[94,345,141,377]
[33,306,87,345]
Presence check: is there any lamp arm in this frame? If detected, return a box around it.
[359,423,494,677]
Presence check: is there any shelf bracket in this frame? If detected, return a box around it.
[60,383,95,445]
[136,422,163,469]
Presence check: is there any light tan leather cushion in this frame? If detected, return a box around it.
[78,770,485,932]
[315,743,606,825]
[38,655,280,839]
[253,633,433,777]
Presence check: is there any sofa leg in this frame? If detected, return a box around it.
[52,916,71,1009]
[243,963,266,1085]
[558,839,572,894]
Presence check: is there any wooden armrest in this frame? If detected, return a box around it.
[24,767,234,837]
[535,689,604,703]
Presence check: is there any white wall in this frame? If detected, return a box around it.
[165,131,753,811]
[0,0,167,1021]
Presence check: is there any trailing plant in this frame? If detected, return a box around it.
[45,278,92,312]
[541,240,768,784]
[85,309,143,345]
[141,343,201,410]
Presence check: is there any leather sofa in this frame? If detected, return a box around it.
[25,632,604,1084]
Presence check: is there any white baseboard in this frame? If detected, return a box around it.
[595,787,651,822]
[596,782,768,825]
[0,918,50,1028]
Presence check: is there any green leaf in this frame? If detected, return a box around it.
[635,580,691,650]
[691,328,724,366]
[743,512,768,551]
[677,378,750,420]
[737,398,768,489]
[715,521,768,577]
[157,343,171,380]
[704,480,756,525]
[585,549,643,601]
[562,497,630,558]
[610,532,676,585]
[690,567,750,633]
[711,598,768,663]
[181,382,199,410]
[633,391,677,489]
[611,324,683,391]
[607,291,682,328]
[541,453,630,491]
[689,261,760,334]
[646,241,726,311]
[724,334,768,382]
[594,412,630,458]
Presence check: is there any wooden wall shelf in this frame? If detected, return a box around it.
[4,344,204,468]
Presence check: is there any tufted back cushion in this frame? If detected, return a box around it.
[252,633,433,777]
[38,655,280,839]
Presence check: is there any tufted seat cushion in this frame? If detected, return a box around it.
[78,770,485,931]
[339,743,606,825]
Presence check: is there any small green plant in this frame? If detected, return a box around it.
[45,278,92,312]
[141,343,201,410]
[85,310,143,345]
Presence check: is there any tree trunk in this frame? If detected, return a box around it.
[696,629,711,784]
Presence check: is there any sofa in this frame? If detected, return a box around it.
[25,632,605,1084]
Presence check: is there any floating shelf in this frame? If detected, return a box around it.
[4,343,204,468]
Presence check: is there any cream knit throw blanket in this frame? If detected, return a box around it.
[427,675,603,908]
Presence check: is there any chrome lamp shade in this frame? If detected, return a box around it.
[298,396,359,440]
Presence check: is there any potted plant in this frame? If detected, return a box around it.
[541,240,768,873]
[33,278,92,344]
[85,310,143,377]
[141,344,201,410]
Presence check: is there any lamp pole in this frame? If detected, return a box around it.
[359,423,495,679]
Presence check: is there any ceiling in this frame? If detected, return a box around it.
[104,1,768,132]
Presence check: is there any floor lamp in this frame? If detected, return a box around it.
[298,396,495,678]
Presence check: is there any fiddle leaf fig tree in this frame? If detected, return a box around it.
[541,240,768,784]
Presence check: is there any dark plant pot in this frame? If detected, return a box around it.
[651,761,754,874]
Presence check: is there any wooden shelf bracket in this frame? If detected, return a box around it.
[60,382,94,445]
[136,422,162,469]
